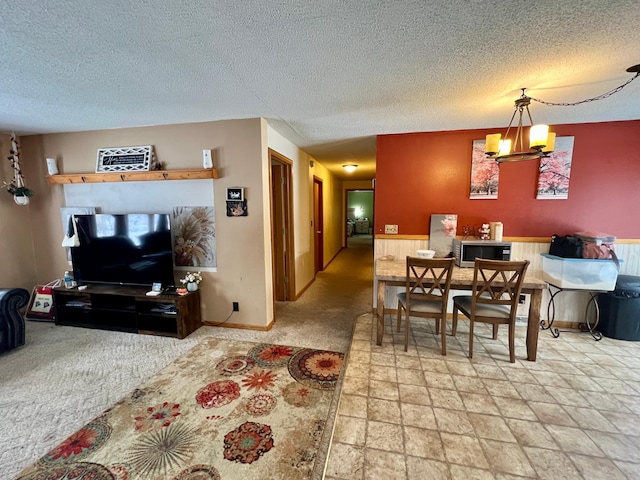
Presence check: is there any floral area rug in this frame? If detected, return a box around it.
[16,338,345,480]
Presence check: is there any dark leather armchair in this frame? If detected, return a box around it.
[0,288,30,353]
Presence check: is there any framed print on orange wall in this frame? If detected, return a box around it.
[470,140,499,199]
[537,136,574,200]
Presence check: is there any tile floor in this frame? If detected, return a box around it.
[325,313,640,479]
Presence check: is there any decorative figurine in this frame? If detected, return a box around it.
[478,223,491,240]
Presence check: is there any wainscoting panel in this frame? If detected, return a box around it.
[374,238,640,324]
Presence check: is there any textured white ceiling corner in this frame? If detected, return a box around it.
[1,0,639,180]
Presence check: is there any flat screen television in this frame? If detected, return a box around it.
[70,213,175,287]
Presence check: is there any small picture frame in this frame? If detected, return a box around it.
[226,187,244,202]
[226,200,248,217]
[152,282,162,293]
[96,145,154,173]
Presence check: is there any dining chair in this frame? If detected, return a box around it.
[397,256,455,353]
[452,258,529,363]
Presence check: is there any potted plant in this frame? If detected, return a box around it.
[3,132,33,205]
[180,272,203,292]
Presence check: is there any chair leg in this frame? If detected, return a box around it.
[404,310,410,352]
[508,322,515,363]
[435,316,440,335]
[492,324,499,340]
[452,307,458,336]
[440,317,447,356]
[468,318,474,359]
[397,304,402,333]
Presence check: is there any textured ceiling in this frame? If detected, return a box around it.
[1,0,639,180]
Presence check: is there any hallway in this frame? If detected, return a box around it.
[347,233,373,250]
[271,234,374,351]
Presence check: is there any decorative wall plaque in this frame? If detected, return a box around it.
[96,145,154,173]
[226,187,244,201]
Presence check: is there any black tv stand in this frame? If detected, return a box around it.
[53,284,201,339]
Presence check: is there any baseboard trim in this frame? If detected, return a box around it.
[294,277,314,300]
[324,247,343,270]
[203,319,274,331]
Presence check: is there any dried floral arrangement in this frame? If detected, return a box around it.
[180,272,203,285]
[3,132,34,203]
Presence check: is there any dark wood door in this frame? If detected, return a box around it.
[314,177,323,273]
[269,149,295,305]
[272,163,287,300]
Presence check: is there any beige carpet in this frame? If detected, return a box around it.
[0,242,373,479]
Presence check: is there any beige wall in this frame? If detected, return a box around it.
[0,134,38,290]
[343,180,374,190]
[3,121,349,327]
[19,119,274,329]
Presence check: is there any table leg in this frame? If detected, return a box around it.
[376,279,385,345]
[527,289,542,361]
[579,293,603,341]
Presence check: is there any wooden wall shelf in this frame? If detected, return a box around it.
[47,168,219,185]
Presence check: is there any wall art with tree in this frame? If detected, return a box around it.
[536,136,574,199]
[470,140,499,199]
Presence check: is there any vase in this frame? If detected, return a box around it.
[187,282,198,292]
[14,194,29,206]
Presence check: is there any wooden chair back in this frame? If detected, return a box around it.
[471,258,530,317]
[405,256,455,312]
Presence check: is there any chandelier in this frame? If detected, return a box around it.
[486,64,640,164]
[485,89,554,163]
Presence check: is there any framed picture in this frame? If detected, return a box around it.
[470,140,499,199]
[96,145,154,173]
[227,201,248,217]
[429,214,457,257]
[172,206,217,268]
[536,136,575,200]
[226,187,244,201]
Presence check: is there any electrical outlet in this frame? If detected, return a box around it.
[385,224,398,234]
[232,302,239,312]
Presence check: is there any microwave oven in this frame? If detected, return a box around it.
[452,239,512,268]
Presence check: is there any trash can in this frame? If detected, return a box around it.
[598,275,640,341]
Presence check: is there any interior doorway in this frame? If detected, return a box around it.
[346,189,374,249]
[269,149,295,309]
[313,176,324,273]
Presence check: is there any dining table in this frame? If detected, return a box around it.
[375,259,547,361]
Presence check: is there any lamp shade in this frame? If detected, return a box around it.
[529,124,549,149]
[498,139,511,157]
[485,134,501,155]
[542,132,556,153]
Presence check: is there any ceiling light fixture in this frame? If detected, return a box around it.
[486,63,640,164]
[343,164,358,173]
[485,89,554,163]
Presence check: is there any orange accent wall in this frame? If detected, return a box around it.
[375,120,640,238]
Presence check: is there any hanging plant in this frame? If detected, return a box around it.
[3,132,33,205]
